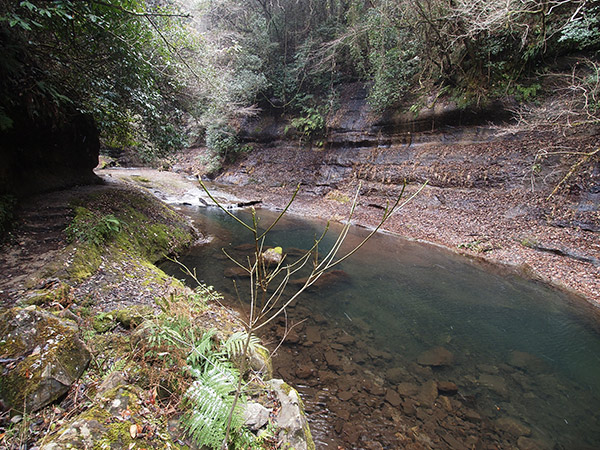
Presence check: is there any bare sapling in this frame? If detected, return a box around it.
[174,180,426,449]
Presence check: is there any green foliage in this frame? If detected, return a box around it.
[144,289,265,449]
[0,0,193,157]
[149,324,264,448]
[514,83,542,102]
[206,123,239,157]
[558,6,600,51]
[205,123,250,160]
[181,330,268,449]
[289,106,326,143]
[224,331,266,360]
[364,9,420,111]
[66,207,122,246]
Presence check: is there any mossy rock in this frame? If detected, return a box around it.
[0,306,91,413]
[115,305,154,329]
[19,281,74,308]
[39,384,187,449]
[248,344,273,380]
[92,311,116,333]
[268,379,315,450]
[93,305,154,333]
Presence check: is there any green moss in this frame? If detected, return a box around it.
[130,175,151,183]
[38,187,195,286]
[19,281,73,307]
[115,305,154,329]
[93,312,116,333]
[280,382,293,396]
[0,307,90,412]
[92,306,153,334]
[68,243,102,282]
[304,422,315,450]
[252,345,273,380]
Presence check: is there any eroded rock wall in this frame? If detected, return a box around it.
[224,84,598,231]
[0,108,100,197]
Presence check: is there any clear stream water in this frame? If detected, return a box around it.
[162,205,600,449]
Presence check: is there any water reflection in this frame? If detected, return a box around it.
[162,206,600,449]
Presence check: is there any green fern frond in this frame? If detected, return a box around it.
[223,331,267,359]
[182,363,245,449]
[188,330,217,364]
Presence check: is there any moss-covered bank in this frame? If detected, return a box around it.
[0,181,313,450]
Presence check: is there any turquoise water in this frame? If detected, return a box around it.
[163,206,600,448]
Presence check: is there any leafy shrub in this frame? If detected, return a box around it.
[289,106,326,142]
[558,6,600,51]
[205,123,250,160]
[66,207,122,246]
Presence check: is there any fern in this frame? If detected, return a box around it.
[188,330,217,367]
[182,354,245,449]
[223,331,267,360]
[145,322,264,449]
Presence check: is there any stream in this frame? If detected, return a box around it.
[161,203,600,449]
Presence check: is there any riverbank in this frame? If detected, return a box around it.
[221,179,600,308]
[0,178,313,450]
[99,169,595,449]
[99,164,600,308]
[197,123,599,309]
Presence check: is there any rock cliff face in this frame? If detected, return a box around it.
[0,107,100,197]
[223,83,598,232]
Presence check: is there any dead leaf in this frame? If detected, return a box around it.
[129,424,137,439]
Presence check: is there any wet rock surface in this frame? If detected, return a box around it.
[268,379,315,450]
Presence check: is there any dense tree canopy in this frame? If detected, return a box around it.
[1,0,598,159]
[0,0,195,158]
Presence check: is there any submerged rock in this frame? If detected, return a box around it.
[508,350,547,372]
[384,388,402,407]
[419,380,438,407]
[517,436,550,450]
[324,350,344,371]
[496,416,532,437]
[437,381,459,395]
[291,269,351,290]
[417,346,454,367]
[386,366,410,384]
[224,266,251,278]
[396,382,419,397]
[305,326,322,343]
[478,374,509,397]
[0,306,91,412]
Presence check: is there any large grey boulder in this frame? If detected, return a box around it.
[0,306,91,412]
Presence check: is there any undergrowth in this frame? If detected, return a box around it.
[66,207,121,246]
[141,291,271,449]
[60,188,195,282]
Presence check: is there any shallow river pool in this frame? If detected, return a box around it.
[162,205,600,449]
